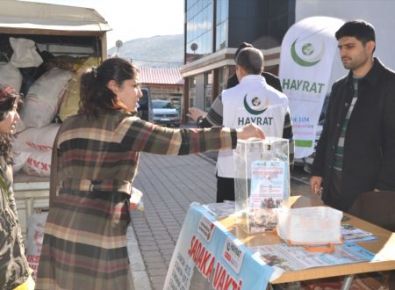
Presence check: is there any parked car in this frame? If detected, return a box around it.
[152,99,180,127]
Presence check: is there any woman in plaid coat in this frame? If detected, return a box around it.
[35,57,263,289]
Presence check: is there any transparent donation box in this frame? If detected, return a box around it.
[234,137,290,233]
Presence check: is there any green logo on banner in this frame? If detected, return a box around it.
[291,39,324,67]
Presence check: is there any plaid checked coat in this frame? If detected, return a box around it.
[36,110,235,290]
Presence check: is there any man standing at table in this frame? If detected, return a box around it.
[190,42,284,128]
[225,42,283,92]
[189,47,293,202]
[310,20,395,214]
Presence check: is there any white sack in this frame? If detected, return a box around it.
[23,151,51,177]
[26,211,48,280]
[0,62,23,92]
[14,124,60,152]
[9,37,43,68]
[12,151,31,174]
[21,67,72,128]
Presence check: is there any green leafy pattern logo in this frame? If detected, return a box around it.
[291,39,324,67]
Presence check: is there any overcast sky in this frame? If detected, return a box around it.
[23,0,184,48]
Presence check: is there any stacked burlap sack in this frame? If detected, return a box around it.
[0,37,99,177]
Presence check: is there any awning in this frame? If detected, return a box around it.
[0,0,110,33]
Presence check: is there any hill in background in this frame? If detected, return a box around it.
[108,34,183,67]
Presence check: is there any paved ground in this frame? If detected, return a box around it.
[127,151,310,290]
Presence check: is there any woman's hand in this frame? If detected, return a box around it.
[236,123,265,140]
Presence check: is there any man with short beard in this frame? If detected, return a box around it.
[310,19,395,289]
[310,20,395,224]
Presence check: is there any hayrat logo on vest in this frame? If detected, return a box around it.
[243,94,267,115]
[291,37,325,67]
[239,94,273,126]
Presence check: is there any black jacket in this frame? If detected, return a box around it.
[312,58,395,210]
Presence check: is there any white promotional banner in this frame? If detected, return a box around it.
[279,16,344,158]
[164,203,273,290]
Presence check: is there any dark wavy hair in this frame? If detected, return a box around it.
[0,86,21,164]
[335,20,376,44]
[79,57,139,117]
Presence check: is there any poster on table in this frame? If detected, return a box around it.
[251,242,374,272]
[279,16,344,158]
[164,203,273,290]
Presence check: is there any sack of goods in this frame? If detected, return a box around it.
[12,124,60,176]
[26,211,48,280]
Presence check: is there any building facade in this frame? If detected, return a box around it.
[139,66,184,109]
[182,0,295,122]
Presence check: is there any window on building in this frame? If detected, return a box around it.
[216,0,229,50]
[204,71,213,111]
[188,77,196,107]
[185,0,214,63]
[217,67,228,93]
